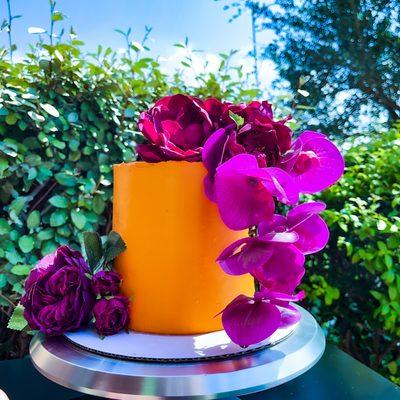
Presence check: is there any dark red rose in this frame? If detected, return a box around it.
[92,270,121,296]
[93,295,130,336]
[21,246,95,336]
[137,94,214,162]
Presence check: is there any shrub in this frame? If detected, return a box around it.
[302,125,400,383]
[0,37,260,358]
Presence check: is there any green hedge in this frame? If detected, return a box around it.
[302,126,400,383]
[0,39,259,358]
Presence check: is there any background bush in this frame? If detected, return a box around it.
[0,38,260,358]
[302,126,400,383]
[0,34,398,384]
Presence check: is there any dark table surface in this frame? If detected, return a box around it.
[0,344,399,400]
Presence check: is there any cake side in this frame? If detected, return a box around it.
[113,161,254,335]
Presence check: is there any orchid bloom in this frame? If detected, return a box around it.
[222,289,304,347]
[259,201,330,255]
[280,131,345,193]
[212,154,299,230]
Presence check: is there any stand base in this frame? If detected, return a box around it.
[30,306,325,399]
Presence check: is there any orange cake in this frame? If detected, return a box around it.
[113,161,254,335]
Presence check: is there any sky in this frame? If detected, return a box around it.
[0,0,276,89]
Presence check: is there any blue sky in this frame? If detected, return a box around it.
[1,0,263,55]
[0,0,276,88]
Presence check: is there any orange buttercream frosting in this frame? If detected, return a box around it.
[113,161,254,334]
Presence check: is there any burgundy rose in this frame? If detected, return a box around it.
[137,94,214,162]
[21,246,95,336]
[203,98,234,130]
[93,295,130,336]
[92,270,121,296]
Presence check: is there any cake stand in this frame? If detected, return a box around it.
[29,306,325,399]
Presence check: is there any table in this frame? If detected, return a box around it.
[0,345,399,400]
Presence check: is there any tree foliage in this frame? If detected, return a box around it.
[252,0,400,135]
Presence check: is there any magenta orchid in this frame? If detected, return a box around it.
[221,289,304,347]
[213,154,299,230]
[137,95,344,347]
[280,131,345,193]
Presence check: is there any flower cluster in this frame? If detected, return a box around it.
[21,233,130,337]
[138,94,344,347]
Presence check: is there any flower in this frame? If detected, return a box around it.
[222,289,304,347]
[93,295,130,336]
[136,94,214,162]
[202,101,293,173]
[259,201,329,255]
[92,270,122,296]
[213,154,299,230]
[280,131,345,193]
[203,98,234,129]
[218,235,305,293]
[21,246,95,336]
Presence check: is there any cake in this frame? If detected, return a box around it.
[113,161,254,334]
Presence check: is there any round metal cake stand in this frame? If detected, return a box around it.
[30,306,325,400]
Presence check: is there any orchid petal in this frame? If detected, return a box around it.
[214,154,275,230]
[202,128,229,173]
[265,167,299,205]
[218,238,273,275]
[291,214,330,254]
[279,304,302,328]
[291,132,345,193]
[222,294,281,347]
[252,244,305,293]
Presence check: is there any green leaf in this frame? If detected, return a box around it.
[82,231,102,271]
[5,113,18,125]
[37,228,54,241]
[18,236,34,253]
[229,110,244,127]
[388,286,397,301]
[67,112,79,123]
[93,196,106,214]
[103,231,126,264]
[55,172,77,187]
[40,103,60,117]
[50,209,67,227]
[52,11,64,21]
[49,195,68,208]
[11,264,31,276]
[0,274,7,289]
[387,361,398,375]
[7,304,28,331]
[0,218,10,235]
[27,210,40,229]
[71,209,86,229]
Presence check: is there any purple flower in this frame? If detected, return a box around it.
[222,289,304,347]
[21,246,95,336]
[92,270,122,296]
[202,101,292,174]
[93,295,130,336]
[213,154,299,230]
[218,236,305,294]
[280,131,345,193]
[259,201,330,255]
[136,94,214,162]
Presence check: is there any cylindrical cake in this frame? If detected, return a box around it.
[113,161,254,334]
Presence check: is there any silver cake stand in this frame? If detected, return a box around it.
[30,306,325,399]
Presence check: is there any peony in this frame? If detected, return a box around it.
[136,94,214,162]
[92,270,121,297]
[21,246,95,336]
[93,295,130,336]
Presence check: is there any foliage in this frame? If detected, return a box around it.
[301,125,400,383]
[247,0,400,135]
[0,30,259,359]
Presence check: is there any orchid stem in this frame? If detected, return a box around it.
[248,225,260,291]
